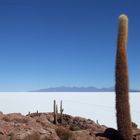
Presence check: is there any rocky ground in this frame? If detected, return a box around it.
[0,112,139,140]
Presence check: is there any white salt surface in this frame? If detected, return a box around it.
[0,92,139,128]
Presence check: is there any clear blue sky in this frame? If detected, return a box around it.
[0,0,139,91]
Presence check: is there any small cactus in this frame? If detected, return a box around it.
[28,112,30,115]
[96,120,99,125]
[36,110,39,116]
[115,14,132,140]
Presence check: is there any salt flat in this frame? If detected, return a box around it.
[0,92,139,128]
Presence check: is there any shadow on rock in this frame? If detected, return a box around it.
[96,128,124,140]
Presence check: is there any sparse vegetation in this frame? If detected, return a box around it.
[132,122,138,128]
[56,126,72,140]
[3,115,29,123]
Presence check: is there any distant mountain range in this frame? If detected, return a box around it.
[30,86,140,92]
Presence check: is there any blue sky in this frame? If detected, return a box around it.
[0,0,139,91]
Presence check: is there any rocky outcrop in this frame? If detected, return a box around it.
[0,112,139,140]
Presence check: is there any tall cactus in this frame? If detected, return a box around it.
[115,14,132,140]
[60,100,64,123]
[53,100,58,124]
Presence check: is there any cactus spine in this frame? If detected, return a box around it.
[53,100,58,124]
[115,14,132,140]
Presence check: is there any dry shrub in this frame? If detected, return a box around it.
[2,116,29,123]
[22,132,40,140]
[132,122,138,128]
[56,126,72,140]
[3,116,10,122]
[12,117,29,123]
